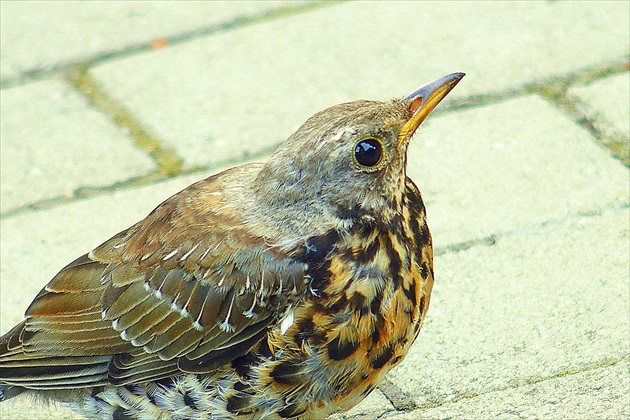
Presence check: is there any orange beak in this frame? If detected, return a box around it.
[398,72,465,145]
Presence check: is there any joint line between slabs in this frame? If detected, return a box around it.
[534,86,629,167]
[0,1,341,90]
[61,65,184,176]
[434,201,630,257]
[409,357,629,413]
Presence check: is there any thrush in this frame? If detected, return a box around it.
[0,73,464,419]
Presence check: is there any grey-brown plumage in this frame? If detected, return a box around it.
[0,73,464,419]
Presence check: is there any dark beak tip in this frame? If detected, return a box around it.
[401,72,466,105]
[397,72,466,143]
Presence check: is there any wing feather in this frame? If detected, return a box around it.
[0,165,310,389]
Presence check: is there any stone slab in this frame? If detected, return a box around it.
[0,1,296,81]
[0,79,155,214]
[0,397,82,420]
[89,1,629,168]
[407,95,629,247]
[389,360,629,420]
[386,207,630,409]
[570,73,630,139]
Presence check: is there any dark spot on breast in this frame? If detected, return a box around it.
[302,230,339,264]
[350,293,369,317]
[300,230,340,295]
[328,296,350,315]
[417,222,431,248]
[371,305,385,345]
[355,237,379,264]
[231,352,256,378]
[406,184,431,266]
[402,280,417,306]
[278,403,307,418]
[385,213,404,232]
[382,235,403,290]
[183,390,198,410]
[370,293,383,315]
[327,335,359,361]
[420,260,431,279]
[234,381,250,392]
[391,355,403,365]
[371,327,381,345]
[113,407,132,420]
[371,345,394,369]
[226,394,251,413]
[405,180,426,219]
[313,297,346,316]
[308,259,332,296]
[349,291,365,307]
[418,295,426,315]
[295,318,326,346]
[362,383,377,396]
[270,361,303,385]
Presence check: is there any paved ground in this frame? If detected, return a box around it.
[1,2,628,419]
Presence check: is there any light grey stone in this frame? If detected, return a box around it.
[89,1,629,167]
[570,73,630,139]
[0,1,295,80]
[0,79,154,214]
[388,360,630,420]
[408,95,629,247]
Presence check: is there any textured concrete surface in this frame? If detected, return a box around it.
[0,79,155,214]
[570,73,630,139]
[88,1,629,168]
[390,360,630,420]
[407,95,628,246]
[0,1,292,81]
[1,1,628,419]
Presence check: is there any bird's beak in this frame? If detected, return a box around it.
[398,72,465,145]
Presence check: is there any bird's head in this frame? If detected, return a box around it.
[253,73,464,233]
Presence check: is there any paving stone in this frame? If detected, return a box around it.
[570,73,630,139]
[388,360,629,420]
[0,79,155,214]
[407,95,629,247]
[386,207,630,409]
[89,1,628,168]
[0,398,82,420]
[0,1,293,81]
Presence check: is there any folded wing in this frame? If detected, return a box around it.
[0,167,309,389]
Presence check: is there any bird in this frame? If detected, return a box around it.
[0,72,464,419]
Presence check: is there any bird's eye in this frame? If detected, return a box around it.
[354,138,383,168]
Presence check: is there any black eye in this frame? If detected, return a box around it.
[354,138,383,167]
